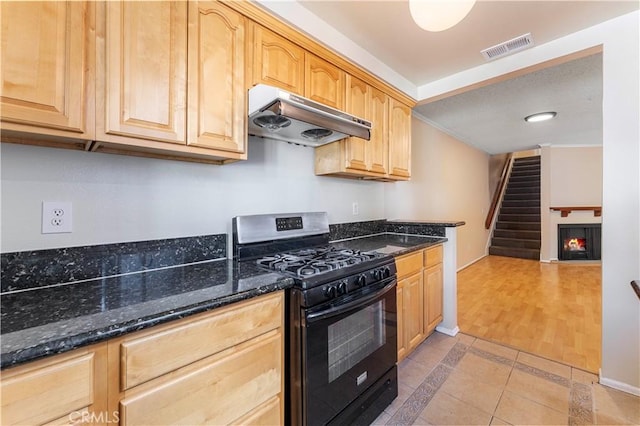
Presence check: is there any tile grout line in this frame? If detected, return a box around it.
[469,340,597,424]
[387,342,469,425]
[385,335,601,426]
[489,347,518,423]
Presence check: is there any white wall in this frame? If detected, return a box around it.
[599,13,640,395]
[541,146,603,260]
[0,138,384,253]
[384,116,491,270]
[549,146,603,206]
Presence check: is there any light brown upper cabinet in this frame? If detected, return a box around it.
[368,87,390,175]
[315,76,389,178]
[315,86,412,181]
[0,1,95,145]
[97,1,188,144]
[1,0,414,169]
[187,1,246,154]
[93,1,246,164]
[304,53,345,110]
[388,97,412,180]
[342,76,370,172]
[251,25,345,110]
[251,24,305,95]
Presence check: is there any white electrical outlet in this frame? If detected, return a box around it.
[352,202,359,215]
[42,201,73,234]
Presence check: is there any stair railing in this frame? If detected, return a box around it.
[485,153,514,229]
[632,281,640,301]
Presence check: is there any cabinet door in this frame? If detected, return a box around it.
[304,53,345,110]
[424,263,443,333]
[0,344,108,426]
[252,25,304,95]
[403,272,424,352]
[0,1,93,138]
[100,1,187,144]
[396,284,407,362]
[343,75,369,172]
[187,1,246,153]
[369,87,389,175]
[388,98,412,179]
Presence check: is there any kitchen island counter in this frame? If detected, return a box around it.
[331,233,447,257]
[1,259,293,368]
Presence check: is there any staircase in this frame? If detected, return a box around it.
[489,156,541,260]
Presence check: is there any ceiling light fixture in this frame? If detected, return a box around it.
[524,112,557,123]
[409,0,476,32]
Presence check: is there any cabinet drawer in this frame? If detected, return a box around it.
[395,251,423,278]
[120,291,283,390]
[120,332,282,426]
[425,245,443,268]
[231,395,281,425]
[1,353,94,425]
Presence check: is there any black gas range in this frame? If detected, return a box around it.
[233,212,398,426]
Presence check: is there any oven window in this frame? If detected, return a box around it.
[327,300,386,382]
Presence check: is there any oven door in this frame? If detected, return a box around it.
[299,279,397,425]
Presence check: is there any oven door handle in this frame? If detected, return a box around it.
[306,280,396,324]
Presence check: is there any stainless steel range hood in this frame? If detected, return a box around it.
[248,84,371,147]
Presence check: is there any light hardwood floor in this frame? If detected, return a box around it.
[457,255,601,373]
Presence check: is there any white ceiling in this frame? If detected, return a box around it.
[289,0,639,155]
[414,53,603,154]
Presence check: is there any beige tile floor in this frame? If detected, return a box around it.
[373,332,640,425]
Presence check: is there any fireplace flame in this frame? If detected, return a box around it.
[565,238,586,251]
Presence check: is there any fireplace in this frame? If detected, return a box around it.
[558,224,601,261]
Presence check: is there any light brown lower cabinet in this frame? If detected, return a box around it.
[119,331,282,425]
[401,271,424,355]
[396,245,443,361]
[0,343,109,426]
[0,291,284,426]
[424,263,444,334]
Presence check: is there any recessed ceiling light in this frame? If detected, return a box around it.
[524,112,557,122]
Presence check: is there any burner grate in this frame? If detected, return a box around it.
[256,246,383,278]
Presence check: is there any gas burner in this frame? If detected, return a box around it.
[256,246,384,279]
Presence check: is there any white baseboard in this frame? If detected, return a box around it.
[435,325,460,336]
[457,255,488,272]
[599,370,640,396]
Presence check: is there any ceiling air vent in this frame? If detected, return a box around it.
[481,33,534,61]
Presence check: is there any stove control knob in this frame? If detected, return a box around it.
[338,281,348,295]
[374,268,384,280]
[325,285,337,299]
[356,274,367,287]
[382,266,392,279]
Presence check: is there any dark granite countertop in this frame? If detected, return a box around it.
[331,233,447,257]
[1,232,446,369]
[387,219,465,227]
[0,259,293,369]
